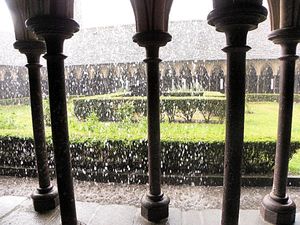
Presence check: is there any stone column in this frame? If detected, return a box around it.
[133,32,171,223]
[208,3,267,225]
[261,28,300,225]
[14,40,59,212]
[26,16,82,225]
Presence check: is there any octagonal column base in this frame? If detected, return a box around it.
[141,193,170,223]
[31,186,59,212]
[260,193,296,225]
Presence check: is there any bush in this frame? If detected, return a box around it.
[73,96,226,123]
[0,136,298,182]
[0,97,30,106]
[161,91,204,97]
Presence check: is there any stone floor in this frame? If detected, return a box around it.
[1,176,300,211]
[0,196,299,225]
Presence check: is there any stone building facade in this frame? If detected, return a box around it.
[0,58,300,99]
[1,20,300,98]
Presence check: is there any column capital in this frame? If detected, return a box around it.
[14,40,45,55]
[133,31,171,48]
[26,16,79,40]
[207,4,267,33]
[269,28,300,62]
[14,40,45,65]
[269,27,300,44]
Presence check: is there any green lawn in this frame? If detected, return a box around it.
[0,102,299,174]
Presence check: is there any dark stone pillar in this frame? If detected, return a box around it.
[133,32,171,223]
[208,4,267,225]
[14,40,59,212]
[261,28,300,225]
[26,16,82,225]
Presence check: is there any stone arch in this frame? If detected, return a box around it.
[2,70,13,98]
[210,65,225,92]
[130,64,146,95]
[81,70,91,95]
[66,66,77,96]
[90,65,102,95]
[117,64,129,90]
[179,63,192,90]
[162,65,176,91]
[15,67,29,98]
[194,65,209,91]
[258,64,273,93]
[246,64,257,93]
[87,64,96,79]
[273,66,280,94]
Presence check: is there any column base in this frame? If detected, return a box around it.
[260,193,296,225]
[141,193,170,223]
[31,186,59,212]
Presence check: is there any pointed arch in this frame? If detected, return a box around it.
[162,65,176,91]
[194,65,209,91]
[210,65,225,92]
[179,63,192,90]
[258,64,273,93]
[246,64,257,93]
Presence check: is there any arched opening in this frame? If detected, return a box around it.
[162,65,176,92]
[194,65,209,91]
[118,64,129,91]
[80,67,91,96]
[15,68,29,98]
[273,68,280,94]
[246,65,257,93]
[3,70,13,99]
[179,64,192,90]
[90,65,102,95]
[258,64,273,93]
[130,65,146,96]
[210,66,225,92]
[107,66,118,93]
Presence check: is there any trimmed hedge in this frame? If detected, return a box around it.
[246,94,300,103]
[161,91,204,97]
[73,96,226,123]
[0,97,30,106]
[0,136,299,183]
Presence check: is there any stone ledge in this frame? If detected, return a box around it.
[0,196,299,224]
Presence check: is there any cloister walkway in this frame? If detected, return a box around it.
[0,176,299,224]
[0,195,298,225]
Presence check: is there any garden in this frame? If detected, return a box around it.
[0,92,299,184]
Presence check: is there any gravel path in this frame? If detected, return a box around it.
[0,176,299,211]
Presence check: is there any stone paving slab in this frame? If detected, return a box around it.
[0,196,299,225]
[0,196,27,219]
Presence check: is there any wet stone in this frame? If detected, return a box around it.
[0,196,299,224]
[0,196,27,218]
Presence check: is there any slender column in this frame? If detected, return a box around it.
[222,28,250,225]
[146,46,162,197]
[26,16,81,225]
[133,32,171,223]
[14,40,59,212]
[261,28,299,225]
[207,5,267,225]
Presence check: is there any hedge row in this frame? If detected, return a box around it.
[246,94,300,103]
[161,91,204,97]
[0,97,30,106]
[73,96,226,123]
[0,136,299,184]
